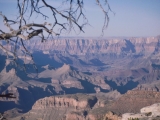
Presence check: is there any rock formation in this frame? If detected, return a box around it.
[11,90,160,120]
[22,37,159,57]
[122,103,160,120]
[1,36,160,119]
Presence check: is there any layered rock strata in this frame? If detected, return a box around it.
[12,90,160,120]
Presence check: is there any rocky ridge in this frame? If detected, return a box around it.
[22,37,160,56]
[0,59,111,116]
[11,90,160,120]
[12,92,119,120]
[32,94,97,109]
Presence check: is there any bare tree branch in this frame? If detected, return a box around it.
[96,0,113,35]
[0,0,112,71]
[0,44,15,58]
[0,93,16,98]
[0,13,59,41]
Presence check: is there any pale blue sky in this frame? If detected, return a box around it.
[0,0,160,37]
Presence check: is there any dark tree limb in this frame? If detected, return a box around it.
[0,93,16,98]
[0,0,112,70]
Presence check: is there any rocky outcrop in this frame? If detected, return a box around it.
[32,94,97,109]
[13,94,98,120]
[104,111,121,120]
[122,103,160,120]
[88,90,160,120]
[12,91,121,120]
[122,113,146,120]
[141,103,160,117]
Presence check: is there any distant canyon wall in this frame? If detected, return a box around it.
[22,37,160,56]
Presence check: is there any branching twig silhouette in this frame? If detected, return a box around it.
[0,0,112,70]
[0,93,16,98]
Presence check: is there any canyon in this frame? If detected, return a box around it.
[0,36,160,120]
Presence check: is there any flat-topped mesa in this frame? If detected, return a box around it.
[32,94,97,110]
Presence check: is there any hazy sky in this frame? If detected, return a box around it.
[0,0,160,37]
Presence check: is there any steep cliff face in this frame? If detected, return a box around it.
[32,94,97,109]
[12,94,99,120]
[22,37,160,57]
